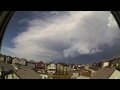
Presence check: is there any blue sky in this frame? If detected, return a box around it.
[1,11,120,64]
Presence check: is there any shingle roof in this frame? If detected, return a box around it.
[90,68,116,79]
[58,63,69,66]
[13,66,41,79]
[28,60,36,63]
[89,66,101,71]
[47,62,55,66]
[0,62,14,71]
[20,58,27,61]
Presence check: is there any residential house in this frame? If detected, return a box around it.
[90,68,120,79]
[77,64,81,68]
[70,64,75,71]
[45,63,48,70]
[97,62,103,67]
[5,56,12,64]
[89,66,101,71]
[47,62,56,73]
[12,57,19,64]
[0,62,14,79]
[48,73,54,79]
[0,62,42,79]
[73,65,78,70]
[98,59,110,68]
[0,54,6,62]
[13,66,42,79]
[78,65,85,70]
[80,69,92,77]
[92,62,98,67]
[115,55,120,65]
[27,60,36,70]
[102,61,109,68]
[113,54,120,62]
[40,74,48,79]
[18,58,27,66]
[36,61,45,72]
[66,64,71,72]
[71,70,80,79]
[108,59,117,67]
[84,64,90,69]
[71,70,89,79]
[56,63,70,75]
[86,68,96,75]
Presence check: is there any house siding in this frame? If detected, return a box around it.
[4,73,20,79]
[13,73,20,79]
[5,56,12,64]
[109,70,120,79]
[73,72,80,77]
[19,59,27,66]
[5,74,13,79]
[102,62,109,68]
[47,63,56,73]
[56,64,70,74]
[27,63,36,69]
[12,58,19,64]
[36,61,45,70]
[40,74,48,79]
[0,69,1,76]
[56,64,64,73]
[0,57,4,62]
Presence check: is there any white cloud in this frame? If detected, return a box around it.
[5,11,120,62]
[18,18,30,24]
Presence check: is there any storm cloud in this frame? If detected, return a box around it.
[4,11,120,63]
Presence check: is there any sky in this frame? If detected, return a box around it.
[1,11,120,64]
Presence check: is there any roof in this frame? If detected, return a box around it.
[13,66,41,79]
[0,54,6,57]
[0,62,14,71]
[90,68,116,79]
[28,60,36,63]
[47,62,56,66]
[70,64,74,67]
[37,61,45,64]
[57,63,69,66]
[12,57,19,60]
[14,63,21,67]
[20,58,27,61]
[45,63,49,65]
[73,70,80,73]
[89,66,101,71]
